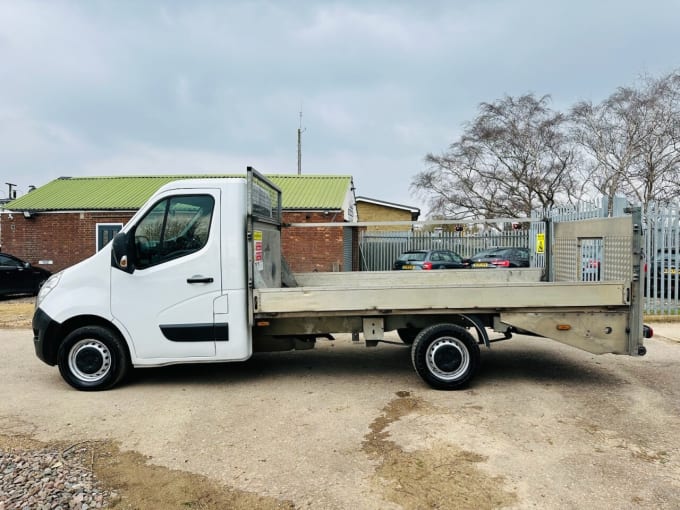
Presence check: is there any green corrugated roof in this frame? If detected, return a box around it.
[267,174,352,209]
[6,174,353,211]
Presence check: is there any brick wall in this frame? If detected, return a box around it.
[281,211,346,272]
[0,212,134,272]
[0,210,349,274]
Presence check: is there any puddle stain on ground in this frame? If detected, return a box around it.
[362,391,517,510]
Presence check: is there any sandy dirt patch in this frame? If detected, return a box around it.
[0,297,34,328]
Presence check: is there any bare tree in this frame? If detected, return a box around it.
[570,87,643,212]
[412,94,578,221]
[629,71,680,206]
[571,70,680,210]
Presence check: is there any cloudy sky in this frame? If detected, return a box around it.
[1,1,678,211]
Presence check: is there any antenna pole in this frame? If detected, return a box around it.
[297,111,304,175]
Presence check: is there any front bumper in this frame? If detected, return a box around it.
[32,307,61,366]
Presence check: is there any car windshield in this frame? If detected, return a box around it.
[398,252,427,262]
[472,248,506,259]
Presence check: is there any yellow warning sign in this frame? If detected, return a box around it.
[536,233,545,254]
[254,230,263,263]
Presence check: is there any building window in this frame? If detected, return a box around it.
[97,223,123,251]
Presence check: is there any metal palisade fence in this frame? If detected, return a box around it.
[359,197,617,272]
[358,196,680,316]
[537,197,680,315]
[644,202,680,316]
[359,228,529,271]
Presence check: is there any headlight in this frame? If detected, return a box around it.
[36,272,62,308]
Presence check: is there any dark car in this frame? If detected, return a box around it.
[0,253,52,297]
[648,249,679,297]
[469,247,530,268]
[393,249,468,270]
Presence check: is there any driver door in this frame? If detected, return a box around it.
[111,189,221,360]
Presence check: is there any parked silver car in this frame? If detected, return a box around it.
[393,249,469,270]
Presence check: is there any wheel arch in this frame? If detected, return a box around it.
[456,314,491,348]
[43,315,130,366]
[391,313,492,348]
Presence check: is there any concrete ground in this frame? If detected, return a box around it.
[647,321,680,343]
[1,324,680,509]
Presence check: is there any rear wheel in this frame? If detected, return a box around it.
[411,324,480,390]
[57,326,130,391]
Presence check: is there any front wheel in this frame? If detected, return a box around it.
[411,324,480,390]
[57,326,130,391]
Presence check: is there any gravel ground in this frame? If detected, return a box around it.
[1,442,116,509]
[1,318,680,509]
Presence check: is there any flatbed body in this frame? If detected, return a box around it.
[252,269,634,356]
[256,270,626,315]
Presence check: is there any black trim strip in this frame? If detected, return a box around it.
[160,323,229,342]
[214,323,229,341]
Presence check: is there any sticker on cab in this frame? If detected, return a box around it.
[254,230,264,271]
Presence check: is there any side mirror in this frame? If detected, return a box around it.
[23,262,31,269]
[111,232,135,274]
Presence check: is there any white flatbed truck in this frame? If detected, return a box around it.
[32,168,650,391]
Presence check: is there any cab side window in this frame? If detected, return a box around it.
[133,195,214,269]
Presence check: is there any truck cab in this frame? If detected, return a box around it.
[33,177,255,390]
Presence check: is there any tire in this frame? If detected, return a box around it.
[411,324,480,390]
[57,326,130,391]
[397,328,420,345]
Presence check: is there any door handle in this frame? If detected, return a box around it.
[187,276,214,284]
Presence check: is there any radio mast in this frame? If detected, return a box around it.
[297,111,305,175]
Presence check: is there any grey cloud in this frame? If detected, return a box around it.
[0,0,678,208]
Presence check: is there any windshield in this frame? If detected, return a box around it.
[472,248,505,259]
[398,252,426,262]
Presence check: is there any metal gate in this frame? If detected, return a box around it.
[644,203,680,315]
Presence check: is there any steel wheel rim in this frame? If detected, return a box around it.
[68,339,112,383]
[425,337,469,381]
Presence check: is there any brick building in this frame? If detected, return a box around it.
[1,174,357,274]
[355,196,420,231]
